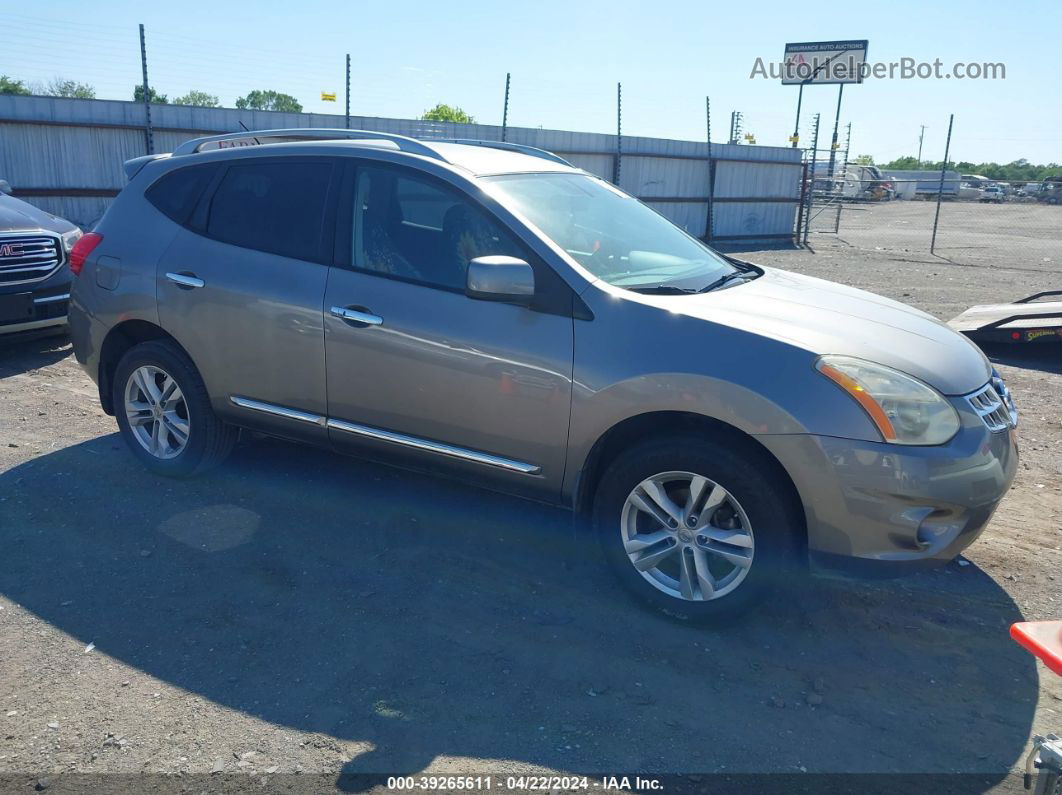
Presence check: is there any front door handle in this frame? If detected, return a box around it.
[329,305,383,327]
[166,271,205,289]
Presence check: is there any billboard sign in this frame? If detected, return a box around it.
[782,40,868,85]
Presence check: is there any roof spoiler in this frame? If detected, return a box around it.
[123,153,169,181]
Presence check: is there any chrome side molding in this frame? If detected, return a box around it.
[326,418,541,474]
[229,395,326,426]
[228,396,541,475]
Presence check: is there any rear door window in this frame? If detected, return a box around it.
[205,160,333,262]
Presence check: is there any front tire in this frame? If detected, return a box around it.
[113,340,235,477]
[593,436,801,622]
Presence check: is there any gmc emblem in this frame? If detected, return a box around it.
[0,242,25,257]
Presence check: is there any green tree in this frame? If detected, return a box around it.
[853,154,875,165]
[881,156,921,170]
[420,103,475,123]
[879,156,1062,182]
[173,90,219,107]
[133,85,168,104]
[0,75,31,96]
[235,90,302,112]
[45,78,95,99]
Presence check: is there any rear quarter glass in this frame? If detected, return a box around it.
[145,164,219,225]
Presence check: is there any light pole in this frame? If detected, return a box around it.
[917,124,927,165]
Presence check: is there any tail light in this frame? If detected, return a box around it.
[68,232,103,276]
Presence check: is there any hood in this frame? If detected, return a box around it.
[0,194,78,234]
[651,267,991,396]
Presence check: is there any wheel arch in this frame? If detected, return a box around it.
[572,411,807,551]
[97,320,190,415]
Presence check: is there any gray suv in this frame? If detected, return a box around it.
[69,129,1018,620]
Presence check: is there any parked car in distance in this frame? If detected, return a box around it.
[68,129,1019,621]
[1038,180,1062,205]
[0,180,82,337]
[958,182,984,201]
[980,185,1006,203]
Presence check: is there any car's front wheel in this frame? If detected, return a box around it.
[113,340,236,477]
[593,436,801,622]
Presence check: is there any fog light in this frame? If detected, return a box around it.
[915,509,963,552]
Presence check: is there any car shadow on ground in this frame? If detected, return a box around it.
[981,342,1062,376]
[0,433,1038,790]
[0,331,71,374]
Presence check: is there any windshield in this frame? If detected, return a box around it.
[483,172,739,291]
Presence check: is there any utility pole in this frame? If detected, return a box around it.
[791,83,804,148]
[930,114,954,254]
[501,72,511,142]
[613,82,622,186]
[704,96,715,242]
[802,112,821,245]
[917,124,927,165]
[827,83,844,178]
[345,54,351,129]
[138,23,153,155]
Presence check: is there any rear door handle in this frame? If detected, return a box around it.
[166,272,205,289]
[329,305,383,327]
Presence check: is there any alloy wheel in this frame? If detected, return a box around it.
[124,365,190,460]
[620,471,754,601]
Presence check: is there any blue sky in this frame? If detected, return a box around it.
[4,0,1059,164]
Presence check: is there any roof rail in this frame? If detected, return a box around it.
[433,139,574,167]
[171,128,448,161]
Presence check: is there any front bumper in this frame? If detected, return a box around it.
[759,411,1018,575]
[0,267,72,336]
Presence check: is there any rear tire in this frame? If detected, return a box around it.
[592,435,801,622]
[113,340,235,478]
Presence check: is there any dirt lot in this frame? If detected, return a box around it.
[1,233,1060,793]
[821,197,1062,272]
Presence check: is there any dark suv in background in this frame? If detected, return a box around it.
[0,179,82,338]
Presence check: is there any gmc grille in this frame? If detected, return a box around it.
[0,233,62,285]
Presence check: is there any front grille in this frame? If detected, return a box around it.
[0,232,62,286]
[966,382,1014,432]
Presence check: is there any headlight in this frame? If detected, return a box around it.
[60,228,83,254]
[816,355,960,445]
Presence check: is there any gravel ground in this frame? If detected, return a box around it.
[1,226,1060,793]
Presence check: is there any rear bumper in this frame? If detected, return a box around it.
[758,419,1018,573]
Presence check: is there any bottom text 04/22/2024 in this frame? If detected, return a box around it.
[385,776,664,791]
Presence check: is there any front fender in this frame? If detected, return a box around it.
[564,290,882,503]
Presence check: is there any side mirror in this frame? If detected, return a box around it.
[0,180,11,196]
[466,256,535,304]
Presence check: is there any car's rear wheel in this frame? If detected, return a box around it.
[593,436,800,622]
[113,340,235,477]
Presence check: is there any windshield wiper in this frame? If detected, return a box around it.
[698,270,757,292]
[626,266,760,295]
[626,284,703,295]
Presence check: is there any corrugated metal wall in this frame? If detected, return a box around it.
[0,95,802,241]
